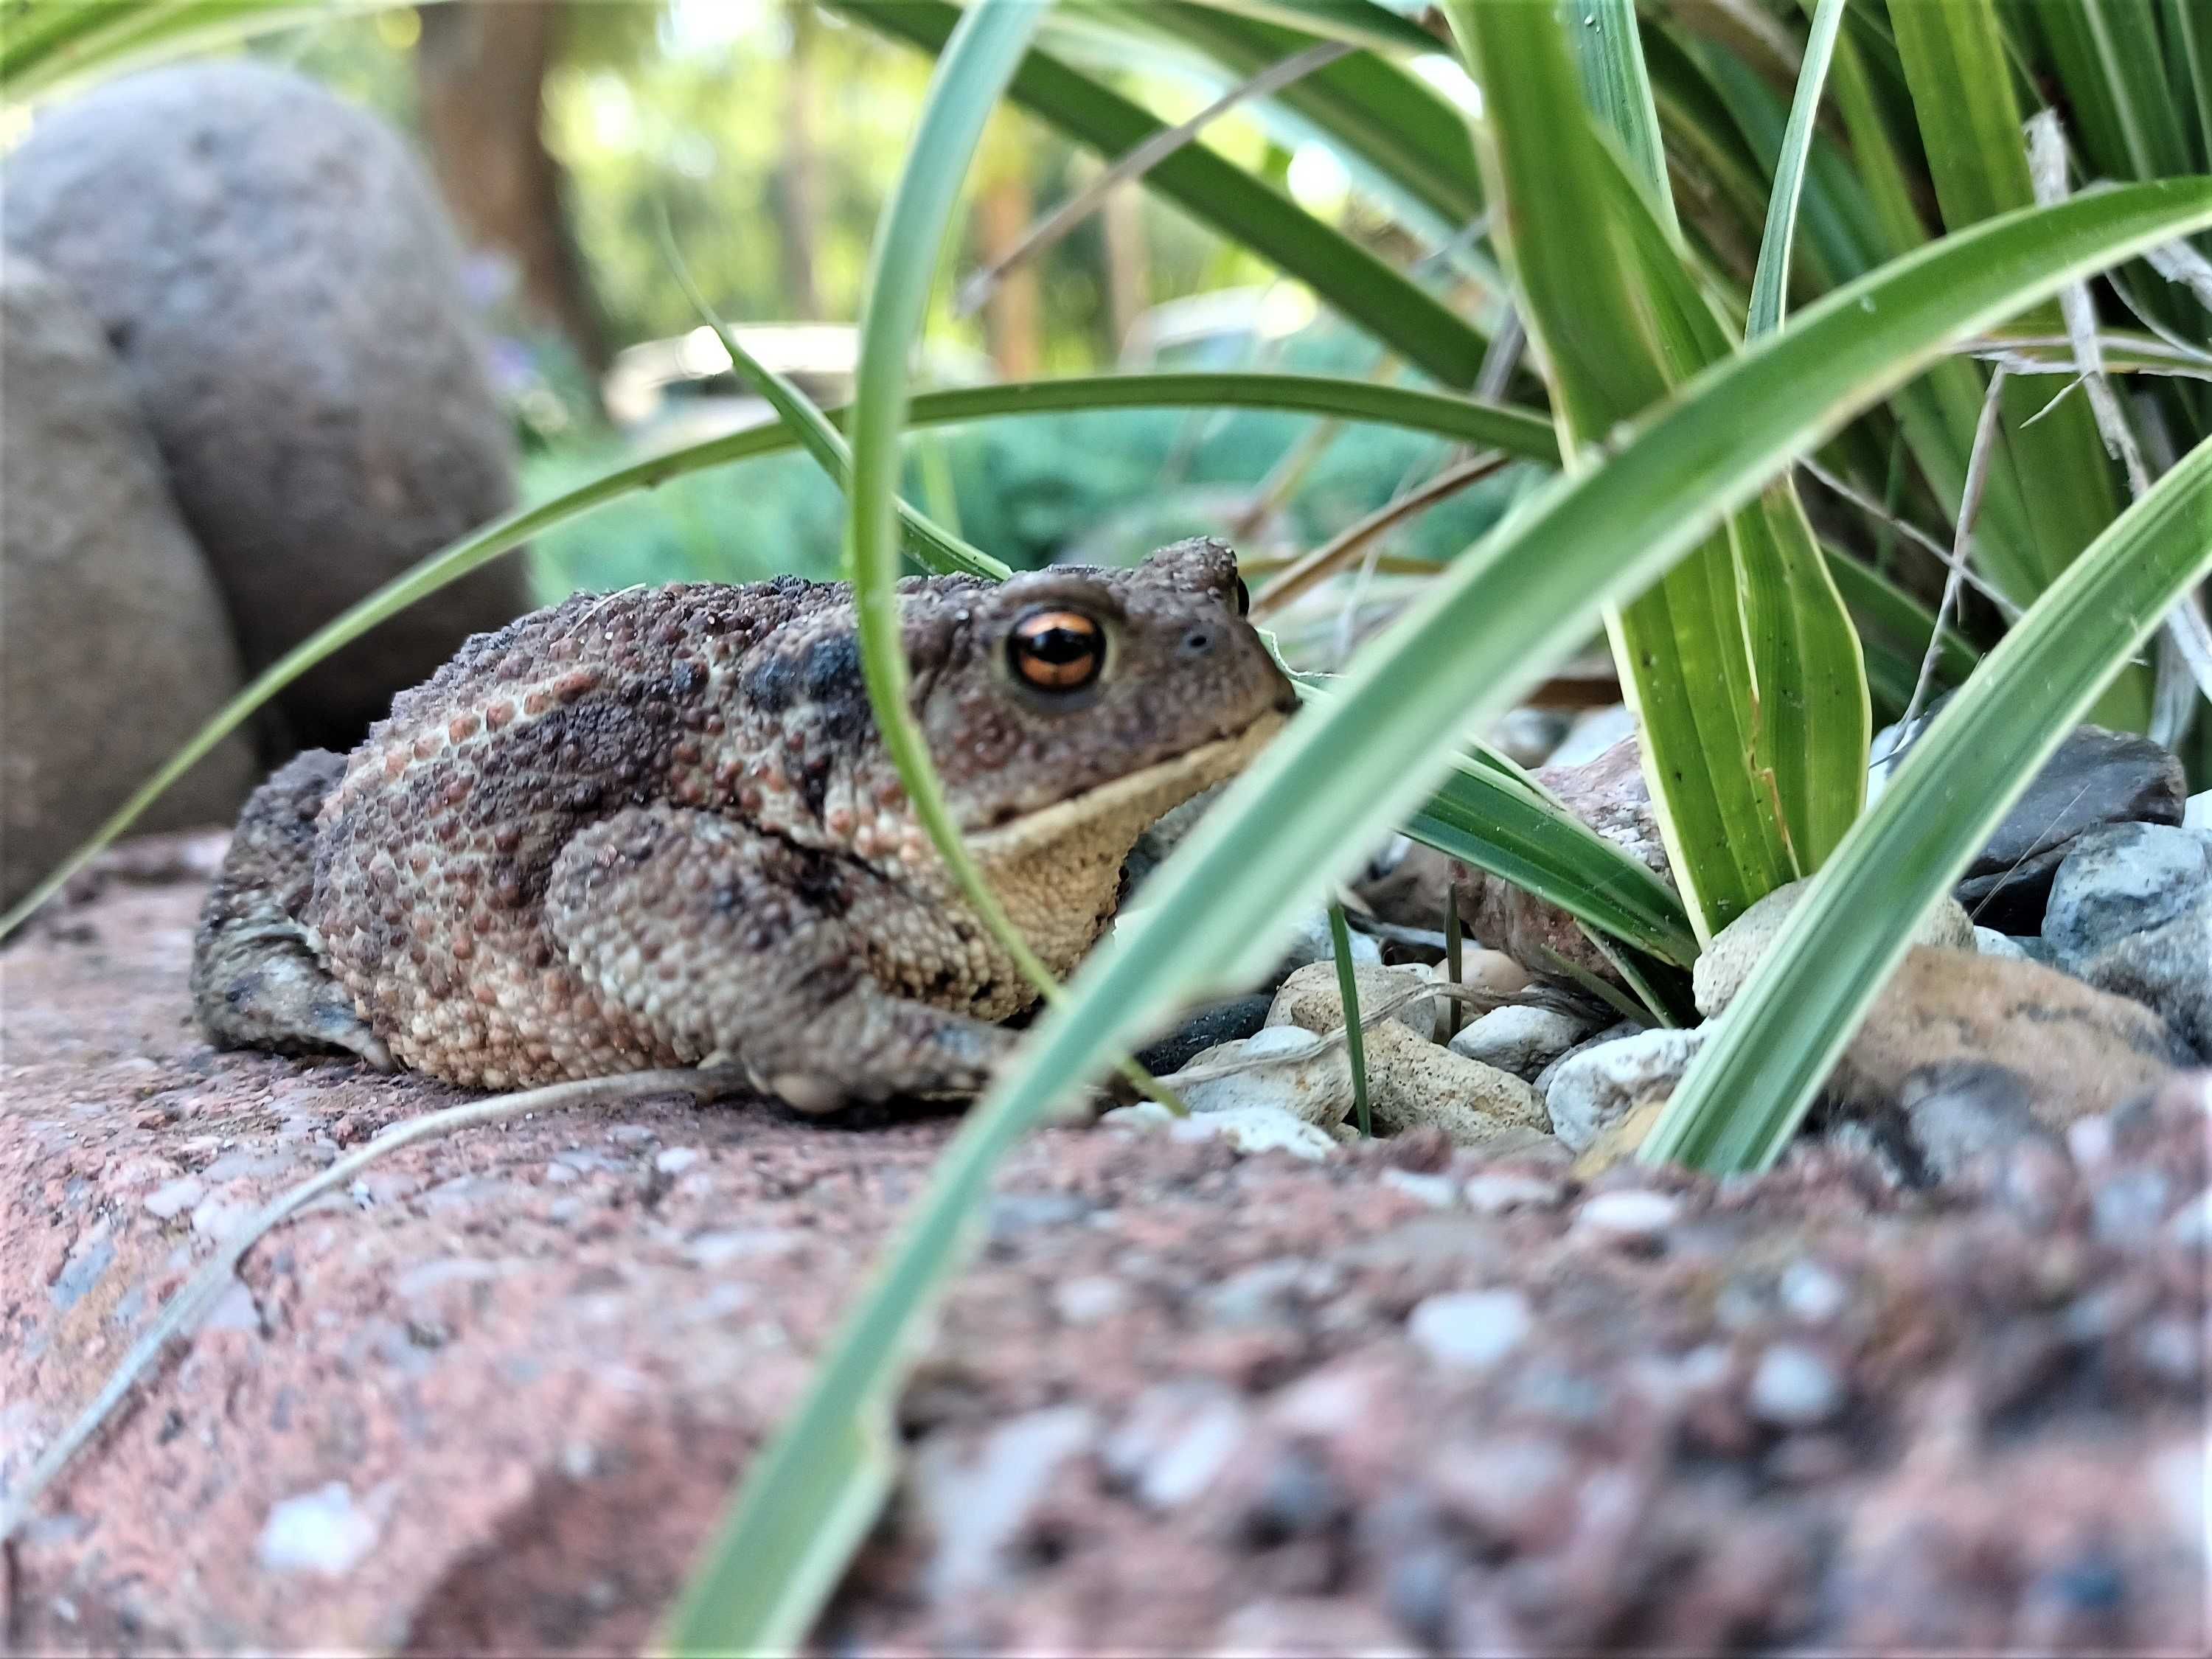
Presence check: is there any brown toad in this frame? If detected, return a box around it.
[190,539,1295,1108]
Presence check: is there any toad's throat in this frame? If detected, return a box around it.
[964,710,1288,859]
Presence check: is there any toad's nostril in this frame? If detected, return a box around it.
[1182,627,1214,655]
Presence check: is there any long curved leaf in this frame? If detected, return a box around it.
[1094,0,1485,234]
[1647,434,2212,1171]
[1407,757,1699,969]
[1746,0,1847,339]
[0,0,372,101]
[687,176,2212,1646]
[658,8,1053,1649]
[1453,0,1868,936]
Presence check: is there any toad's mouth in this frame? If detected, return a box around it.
[965,706,1291,858]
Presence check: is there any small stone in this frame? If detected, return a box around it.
[1974,926,2031,961]
[1051,1275,1130,1325]
[2165,1187,2212,1250]
[1379,1169,1458,1208]
[1574,1189,1680,1240]
[1533,1019,1639,1099]
[143,1175,205,1220]
[653,1147,700,1175]
[1447,1004,1597,1080]
[1266,961,1436,1038]
[1950,725,2185,931]
[1489,706,1573,766]
[1101,1100,1179,1135]
[1273,909,1382,977]
[1209,1597,1421,1658]
[1174,1026,1354,1127]
[1900,1062,2061,1184]
[1544,1026,1704,1152]
[1568,1097,1664,1178]
[256,1482,383,1576]
[1453,736,1670,989]
[189,1191,258,1242]
[1778,1259,1850,1325]
[1168,1104,1338,1161]
[2043,823,2212,965]
[1694,879,1975,1018]
[1406,1289,1532,1370]
[2042,825,2212,1059]
[1837,948,2188,1129]
[1103,1381,1250,1511]
[1549,703,1637,767]
[2092,1169,2171,1247]
[1747,1343,1844,1427]
[1462,1169,1565,1214]
[1360,1023,1549,1148]
[910,1405,1096,1601]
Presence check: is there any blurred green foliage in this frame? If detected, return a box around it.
[524,327,1532,601]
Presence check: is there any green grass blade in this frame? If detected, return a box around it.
[1329,904,1373,1136]
[1890,0,2137,723]
[1208,0,1441,58]
[1403,756,1700,968]
[659,222,1009,581]
[1562,0,1677,235]
[0,369,1557,947]
[1452,0,1868,933]
[0,0,379,101]
[1105,0,1486,234]
[681,176,2212,1644]
[1820,544,1980,714]
[655,4,1053,1650]
[2180,0,2212,170]
[2034,0,2194,187]
[1747,0,1847,339]
[833,0,1494,385]
[1646,433,2212,1173]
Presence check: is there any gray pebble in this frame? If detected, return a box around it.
[1747,1343,1845,1427]
[1406,1289,1533,1371]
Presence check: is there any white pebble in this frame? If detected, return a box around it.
[653,1147,701,1175]
[1052,1275,1131,1325]
[2066,1115,2115,1169]
[143,1175,205,1220]
[1573,1189,1680,1239]
[256,1482,383,1576]
[1778,1259,1849,1325]
[1380,1169,1459,1208]
[1463,1170,1563,1214]
[2166,1188,2212,1251]
[1167,1103,1337,1161]
[1407,1289,1532,1371]
[1747,1343,1844,1427]
[1104,1383,1250,1511]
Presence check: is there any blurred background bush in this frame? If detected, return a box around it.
[254,0,1526,599]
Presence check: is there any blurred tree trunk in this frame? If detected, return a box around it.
[1102,179,1150,359]
[974,169,1041,380]
[773,0,823,319]
[415,0,610,377]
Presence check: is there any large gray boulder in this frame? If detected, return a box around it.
[1,260,256,908]
[1,61,529,751]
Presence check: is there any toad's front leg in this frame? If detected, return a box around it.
[546,805,1015,1113]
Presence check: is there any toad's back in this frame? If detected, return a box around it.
[306,578,912,1085]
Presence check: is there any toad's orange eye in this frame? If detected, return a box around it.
[1009,608,1105,692]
